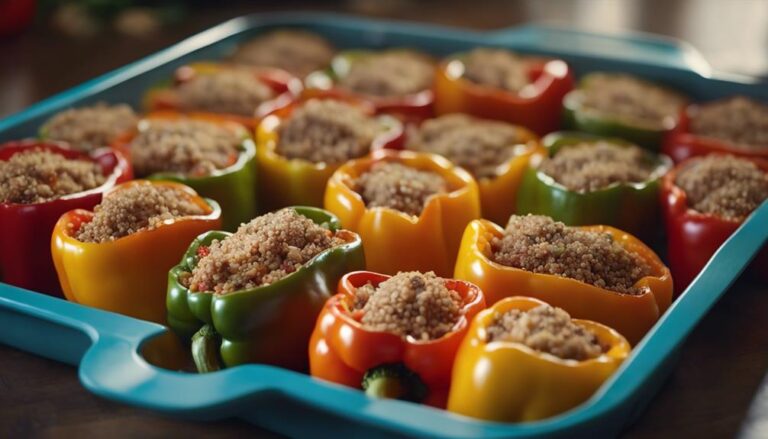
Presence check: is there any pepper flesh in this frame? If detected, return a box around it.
[447,296,630,422]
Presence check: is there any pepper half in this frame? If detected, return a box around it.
[447,296,630,423]
[166,206,365,371]
[309,270,486,408]
[112,111,258,231]
[256,98,404,211]
[324,149,481,277]
[453,219,673,344]
[0,140,132,296]
[51,180,222,323]
[433,54,573,135]
[661,156,768,292]
[516,131,672,239]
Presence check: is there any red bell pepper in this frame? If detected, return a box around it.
[0,140,132,296]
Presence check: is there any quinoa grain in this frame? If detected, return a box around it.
[231,30,335,77]
[338,51,434,97]
[690,97,768,150]
[462,48,531,92]
[355,162,447,217]
[43,103,138,152]
[177,69,275,116]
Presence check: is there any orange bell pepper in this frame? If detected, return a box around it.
[453,219,673,344]
[324,149,481,277]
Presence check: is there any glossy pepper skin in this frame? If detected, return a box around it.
[662,106,768,164]
[309,270,486,408]
[166,206,365,371]
[0,140,132,296]
[661,156,768,292]
[562,73,686,151]
[256,98,404,211]
[433,54,573,136]
[304,49,436,123]
[325,149,481,277]
[447,296,630,422]
[51,180,222,323]
[516,132,673,238]
[144,61,302,129]
[454,219,673,344]
[112,112,257,231]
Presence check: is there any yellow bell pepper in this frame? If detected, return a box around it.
[51,180,222,323]
[447,296,630,423]
[454,219,673,344]
[324,149,481,277]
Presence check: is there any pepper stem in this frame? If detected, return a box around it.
[361,363,427,403]
[191,324,223,373]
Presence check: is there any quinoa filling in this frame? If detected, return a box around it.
[0,149,106,204]
[130,119,241,177]
[275,100,383,163]
[176,69,275,116]
[75,184,206,243]
[338,51,435,97]
[462,48,531,92]
[42,103,138,152]
[675,155,768,220]
[538,141,656,192]
[184,209,345,294]
[231,30,335,77]
[409,114,526,179]
[354,271,463,341]
[690,97,768,149]
[491,215,651,295]
[486,304,605,361]
[354,162,448,217]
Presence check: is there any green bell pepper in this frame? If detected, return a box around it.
[166,206,365,372]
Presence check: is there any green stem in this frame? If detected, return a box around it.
[191,324,222,373]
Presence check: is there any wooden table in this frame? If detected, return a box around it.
[1,1,767,437]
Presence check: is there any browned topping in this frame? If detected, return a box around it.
[275,100,383,163]
[130,119,241,177]
[231,30,335,77]
[338,51,435,97]
[355,162,448,217]
[675,155,768,219]
[486,304,605,361]
[491,215,651,294]
[75,184,206,243]
[579,73,686,129]
[0,149,106,204]
[43,103,138,152]
[177,69,275,116]
[538,141,655,192]
[690,96,768,150]
[462,48,531,92]
[354,271,463,340]
[186,208,345,294]
[409,114,526,179]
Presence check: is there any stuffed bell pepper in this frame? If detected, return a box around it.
[0,140,131,295]
[167,206,365,371]
[324,149,480,277]
[229,29,336,78]
[309,270,486,407]
[433,48,573,135]
[40,102,139,152]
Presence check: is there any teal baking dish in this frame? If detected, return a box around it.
[1,13,767,438]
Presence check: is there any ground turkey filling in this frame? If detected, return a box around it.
[185,209,345,294]
[43,103,138,152]
[579,73,686,129]
[130,119,241,177]
[275,100,383,163]
[355,162,448,217]
[354,271,463,341]
[231,30,335,77]
[675,155,768,220]
[538,141,655,192]
[75,184,206,243]
[486,304,605,361]
[409,114,526,179]
[338,51,435,97]
[177,69,275,116]
[492,215,651,295]
[462,48,531,92]
[0,149,106,204]
[690,97,768,150]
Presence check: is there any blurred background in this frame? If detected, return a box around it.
[1,0,767,117]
